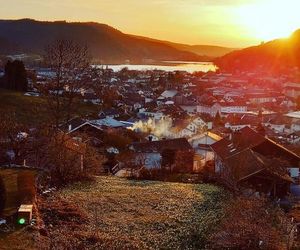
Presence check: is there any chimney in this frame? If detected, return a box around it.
[68,124,72,132]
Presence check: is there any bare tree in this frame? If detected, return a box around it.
[37,39,91,129]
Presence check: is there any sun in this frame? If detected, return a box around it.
[237,0,300,42]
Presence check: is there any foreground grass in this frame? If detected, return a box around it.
[42,176,227,249]
[0,228,39,250]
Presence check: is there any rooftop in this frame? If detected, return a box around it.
[211,127,300,166]
[131,138,193,153]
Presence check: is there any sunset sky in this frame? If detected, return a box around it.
[1,0,300,47]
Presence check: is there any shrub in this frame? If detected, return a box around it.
[208,197,290,249]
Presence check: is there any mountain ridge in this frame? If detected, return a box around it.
[0,19,235,63]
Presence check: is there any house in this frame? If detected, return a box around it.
[188,132,222,166]
[99,109,121,119]
[284,83,300,99]
[90,117,126,129]
[171,116,213,138]
[197,103,222,117]
[285,112,300,132]
[196,94,221,117]
[83,93,101,105]
[279,97,296,109]
[130,138,194,172]
[59,117,87,133]
[224,114,258,131]
[180,105,198,115]
[247,93,277,104]
[122,92,145,111]
[61,120,105,147]
[160,104,186,119]
[59,117,104,136]
[263,116,289,133]
[220,102,248,114]
[160,89,178,99]
[157,90,179,105]
[138,108,164,120]
[211,127,300,197]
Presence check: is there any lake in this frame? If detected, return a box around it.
[95,61,217,73]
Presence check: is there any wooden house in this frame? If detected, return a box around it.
[211,127,300,197]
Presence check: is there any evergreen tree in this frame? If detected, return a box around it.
[3,60,28,91]
[3,60,12,89]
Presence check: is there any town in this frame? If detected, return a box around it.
[1,40,300,248]
[1,6,300,246]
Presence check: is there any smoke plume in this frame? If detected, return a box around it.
[129,117,173,138]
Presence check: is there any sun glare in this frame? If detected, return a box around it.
[237,0,300,42]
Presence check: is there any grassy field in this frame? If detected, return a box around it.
[0,88,98,125]
[40,176,227,249]
[0,89,46,125]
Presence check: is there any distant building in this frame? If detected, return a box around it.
[284,83,300,99]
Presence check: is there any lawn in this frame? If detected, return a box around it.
[0,88,98,125]
[41,176,227,249]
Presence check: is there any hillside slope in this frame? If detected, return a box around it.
[165,42,236,57]
[0,19,205,63]
[215,30,300,73]
[131,34,236,57]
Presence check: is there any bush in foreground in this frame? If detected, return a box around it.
[208,197,292,249]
